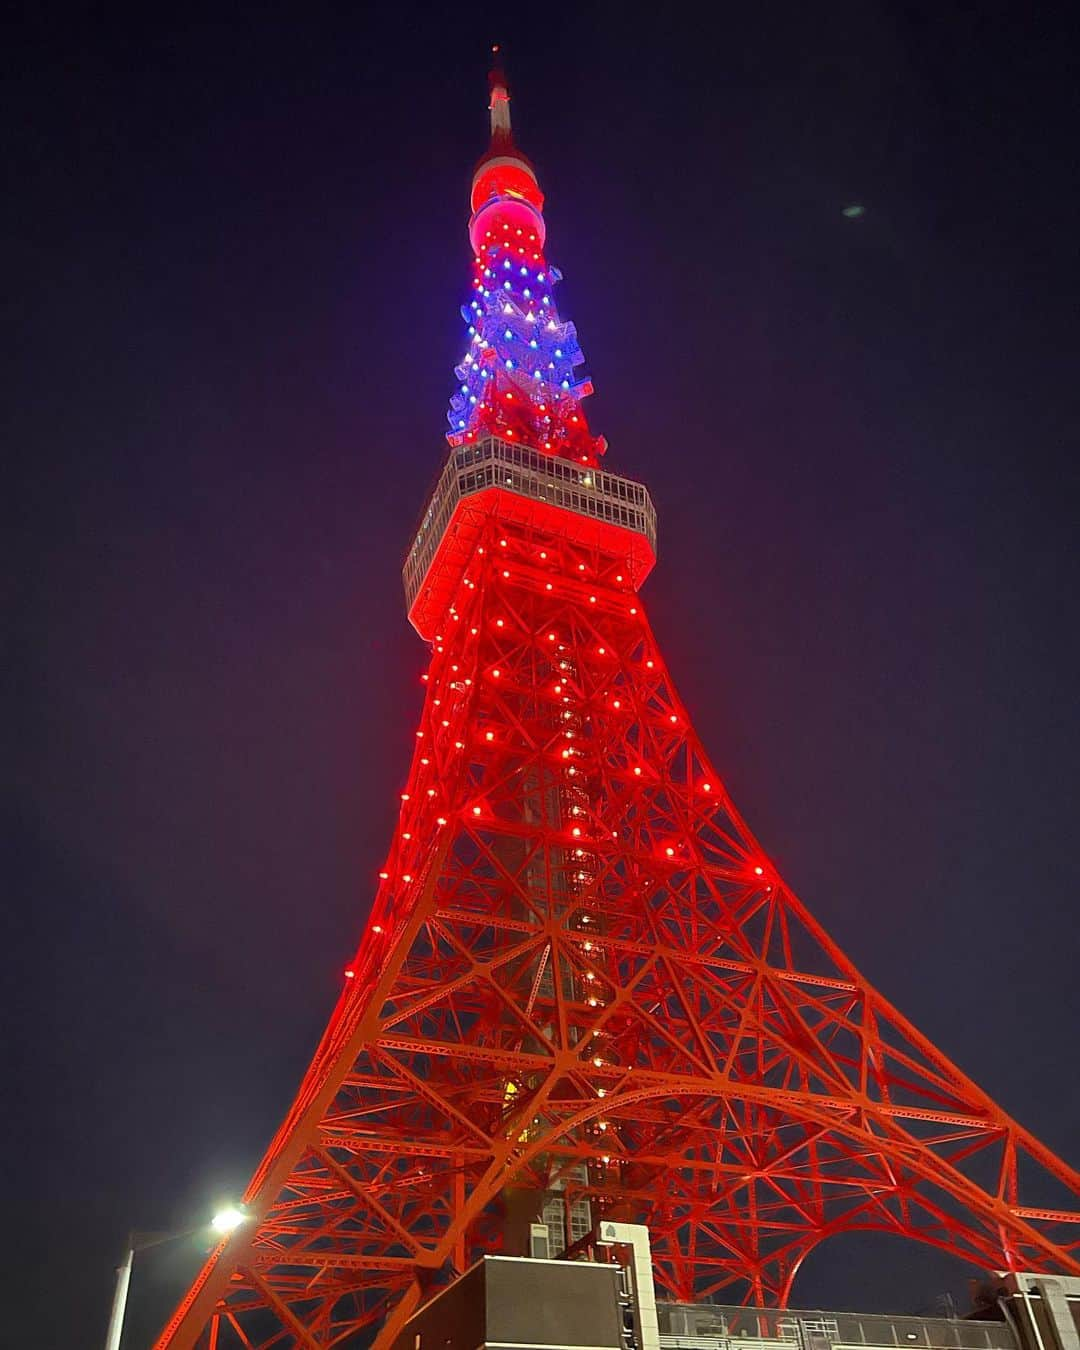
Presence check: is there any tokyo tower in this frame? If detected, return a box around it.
[153,56,1080,1350]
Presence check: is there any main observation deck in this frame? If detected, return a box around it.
[403,437,658,639]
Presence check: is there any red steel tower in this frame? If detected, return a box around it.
[153,59,1080,1350]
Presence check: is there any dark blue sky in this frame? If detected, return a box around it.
[8,4,1079,1347]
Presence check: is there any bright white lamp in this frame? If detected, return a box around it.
[211,1205,246,1235]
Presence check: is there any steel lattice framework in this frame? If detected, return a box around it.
[152,59,1080,1350]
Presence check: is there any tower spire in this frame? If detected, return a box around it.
[488,44,512,147]
[449,53,607,465]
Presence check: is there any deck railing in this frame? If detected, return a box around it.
[403,437,658,611]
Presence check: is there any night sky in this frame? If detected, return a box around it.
[8,5,1080,1347]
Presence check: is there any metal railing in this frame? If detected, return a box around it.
[657,1306,1016,1350]
[402,437,658,612]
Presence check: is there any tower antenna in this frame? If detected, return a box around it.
[488,42,512,146]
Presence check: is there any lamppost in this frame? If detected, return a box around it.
[103,1206,246,1350]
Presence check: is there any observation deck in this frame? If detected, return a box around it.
[403,437,658,639]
